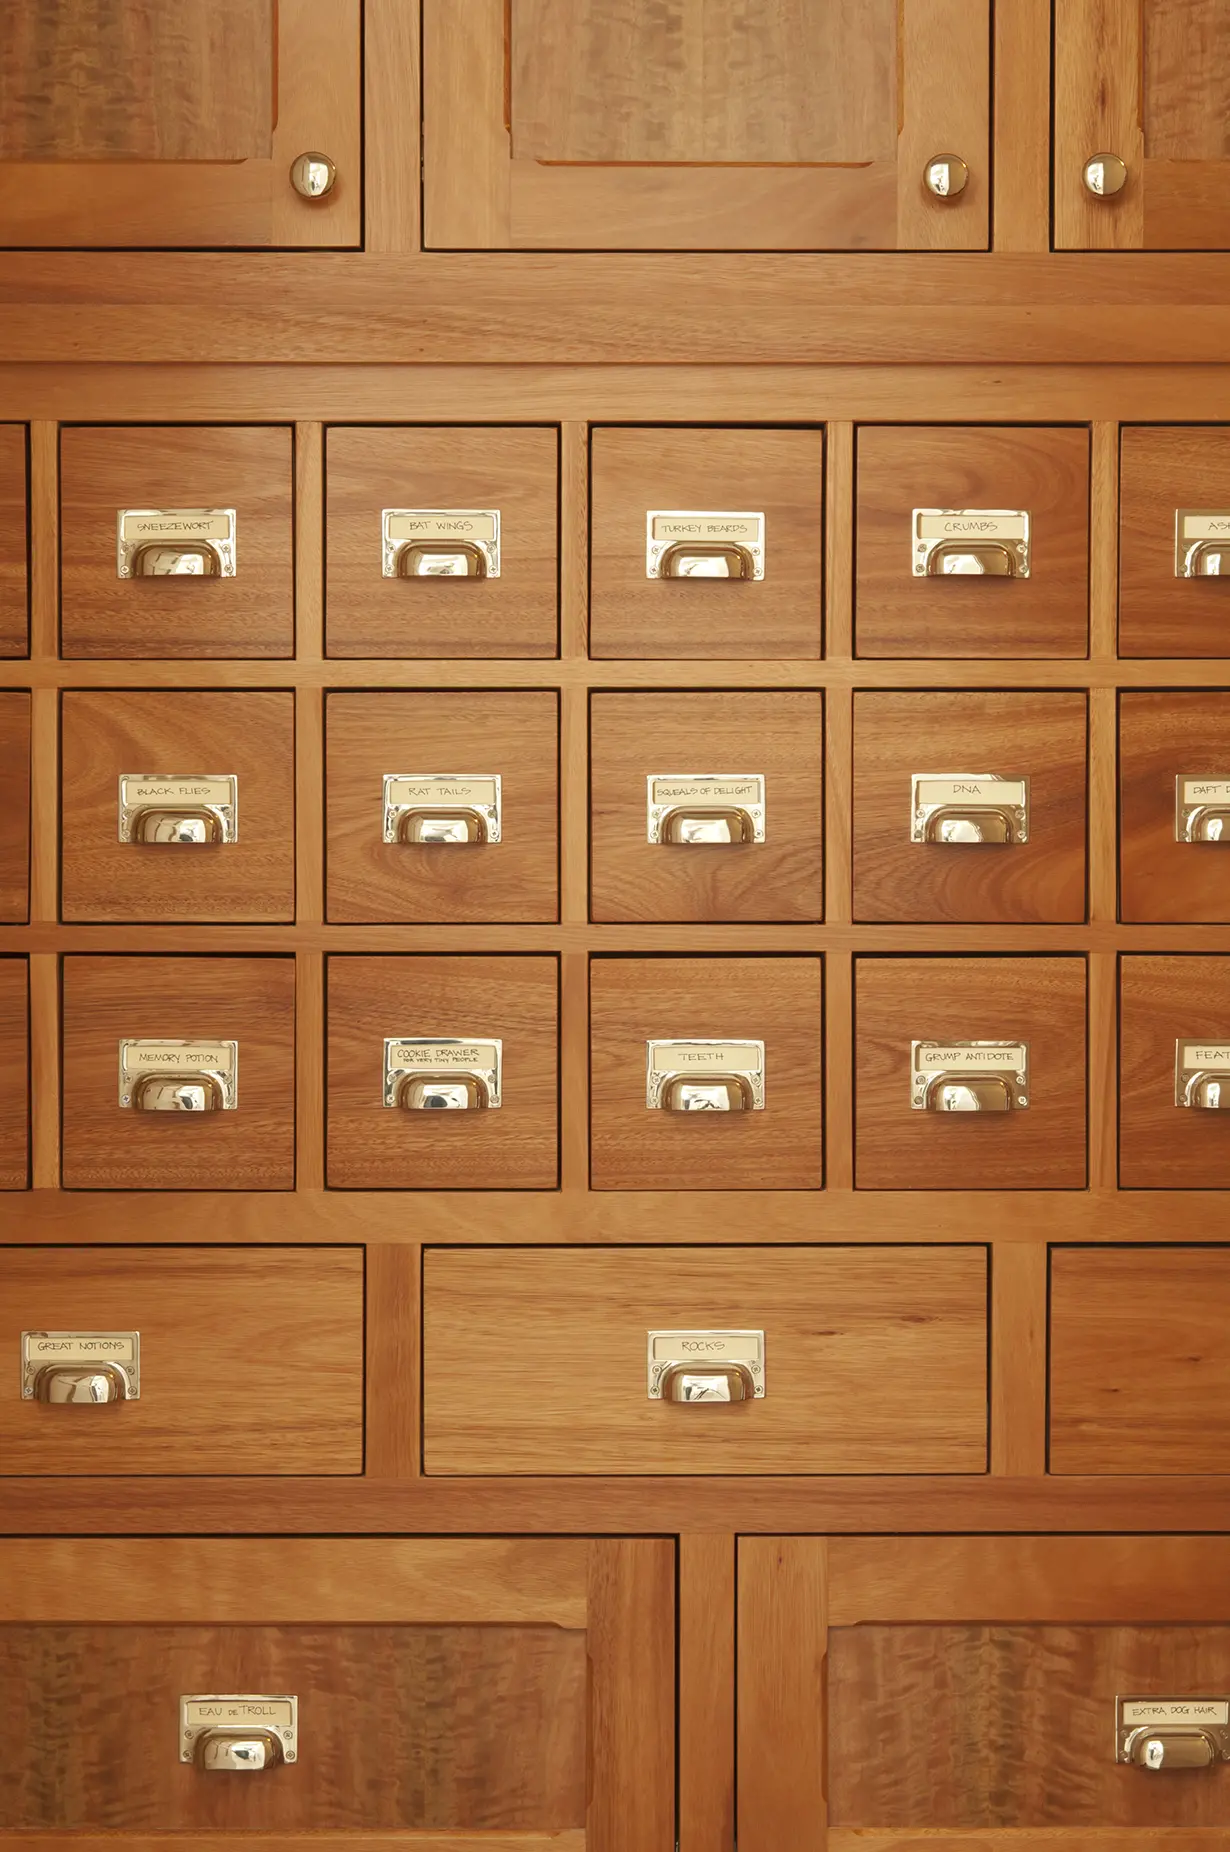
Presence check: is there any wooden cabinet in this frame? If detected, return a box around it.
[1120,691,1230,921]
[0,958,27,1189]
[590,690,823,922]
[0,1536,673,1849]
[1120,954,1230,1189]
[0,1247,362,1475]
[590,956,823,1190]
[1120,426,1230,656]
[326,691,559,922]
[853,691,1089,922]
[325,427,559,659]
[61,955,295,1191]
[424,1246,988,1475]
[855,955,1088,1188]
[60,427,294,659]
[0,1,359,248]
[424,0,989,251]
[326,955,559,1189]
[0,426,27,655]
[590,427,824,659]
[855,425,1091,657]
[1057,0,1230,249]
[0,690,29,922]
[61,690,294,923]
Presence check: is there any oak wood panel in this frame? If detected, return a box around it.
[60,954,295,1190]
[679,1534,735,1852]
[60,690,294,923]
[1120,953,1230,1188]
[0,956,28,1188]
[827,1835,1230,1851]
[1052,1245,1230,1473]
[0,424,27,655]
[1120,691,1230,920]
[325,427,559,659]
[855,426,1091,657]
[991,0,1051,252]
[0,689,30,921]
[896,0,990,253]
[1054,0,1145,250]
[589,690,823,923]
[0,1245,361,1474]
[423,1246,988,1474]
[852,693,1089,923]
[589,427,823,659]
[589,955,823,1189]
[1145,0,1230,160]
[1120,426,1230,656]
[60,426,293,659]
[325,954,559,1189]
[737,1538,827,1852]
[586,1539,676,1852]
[855,956,1088,1189]
[990,1240,1048,1476]
[326,690,558,922]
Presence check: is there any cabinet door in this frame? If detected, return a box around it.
[0,1,359,248]
[424,0,989,251]
[1057,0,1230,249]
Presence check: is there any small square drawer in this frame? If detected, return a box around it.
[0,426,27,656]
[590,690,823,922]
[61,955,295,1190]
[855,425,1090,658]
[60,425,293,659]
[424,1246,987,1475]
[325,426,559,658]
[61,690,294,923]
[0,958,27,1189]
[1052,1247,1230,1475]
[1121,426,1230,658]
[326,955,558,1189]
[590,427,823,660]
[326,691,558,922]
[0,690,30,921]
[1120,954,1230,1189]
[0,1247,362,1474]
[0,1536,671,1846]
[590,956,822,1190]
[1121,691,1230,922]
[853,691,1088,922]
[855,956,1087,1189]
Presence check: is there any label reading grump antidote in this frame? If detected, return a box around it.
[913,1042,1027,1074]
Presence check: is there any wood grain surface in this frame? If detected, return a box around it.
[1120,690,1230,920]
[0,425,27,654]
[1120,954,1230,1189]
[0,955,28,1187]
[0,689,30,920]
[1121,425,1230,655]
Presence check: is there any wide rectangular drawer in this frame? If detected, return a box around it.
[1120,955,1230,1188]
[423,1246,988,1475]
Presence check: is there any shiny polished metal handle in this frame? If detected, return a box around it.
[132,1073,227,1113]
[925,541,1017,577]
[31,1363,128,1404]
[196,1730,284,1773]
[657,540,755,579]
[1125,1727,1217,1771]
[658,1360,756,1403]
[395,1071,493,1110]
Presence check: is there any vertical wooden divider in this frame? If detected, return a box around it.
[294,423,325,1192]
[559,423,590,1193]
[28,423,59,1187]
[365,0,422,252]
[365,1242,422,1478]
[679,1533,736,1852]
[993,0,1052,252]
[1088,424,1119,1191]
[737,1537,827,1852]
[990,1241,1048,1475]
[825,424,855,1191]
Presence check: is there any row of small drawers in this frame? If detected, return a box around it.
[4,953,1230,1191]
[2,1243,1227,1475]
[1,423,1230,658]
[8,687,1230,923]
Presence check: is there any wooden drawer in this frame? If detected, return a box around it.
[1121,427,1230,657]
[326,955,559,1189]
[0,1536,672,1849]
[0,425,27,655]
[61,956,295,1190]
[1120,954,1230,1189]
[0,957,27,1189]
[590,956,822,1190]
[60,426,293,659]
[1052,1247,1230,1475]
[326,690,558,922]
[855,425,1090,657]
[325,426,559,658]
[855,956,1088,1189]
[1121,691,1230,922]
[424,1246,988,1475]
[590,427,823,660]
[61,690,294,923]
[0,689,29,921]
[590,691,823,922]
[739,1536,1230,1849]
[0,1247,361,1474]
[853,690,1088,922]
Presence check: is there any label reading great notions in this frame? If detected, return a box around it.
[916,511,1027,541]
[24,1333,135,1364]
[914,1044,1026,1074]
[387,1041,499,1071]
[650,1042,762,1074]
[914,778,1025,809]
[121,1042,235,1074]
[651,514,761,543]
[385,511,497,542]
[1122,1699,1230,1727]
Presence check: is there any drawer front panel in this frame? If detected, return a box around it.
[0,1246,362,1474]
[0,689,29,921]
[1121,425,1230,657]
[1121,690,1230,922]
[1121,954,1230,1189]
[0,425,27,655]
[424,1246,988,1475]
[0,956,27,1189]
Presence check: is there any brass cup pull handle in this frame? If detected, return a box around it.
[130,542,223,578]
[926,541,1017,577]
[196,1730,284,1773]
[657,541,754,579]
[924,1075,1014,1113]
[130,806,227,846]
[396,1071,492,1111]
[1182,1069,1230,1110]
[131,1073,227,1113]
[924,805,1016,845]
[395,539,488,578]
[660,1074,756,1113]
[1183,807,1230,843]
[658,1360,756,1403]
[1187,541,1230,577]
[659,805,757,845]
[1125,1727,1218,1771]
[396,806,490,845]
[32,1363,128,1404]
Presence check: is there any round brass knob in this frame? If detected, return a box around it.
[290,152,337,199]
[923,153,969,199]
[1083,152,1128,197]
